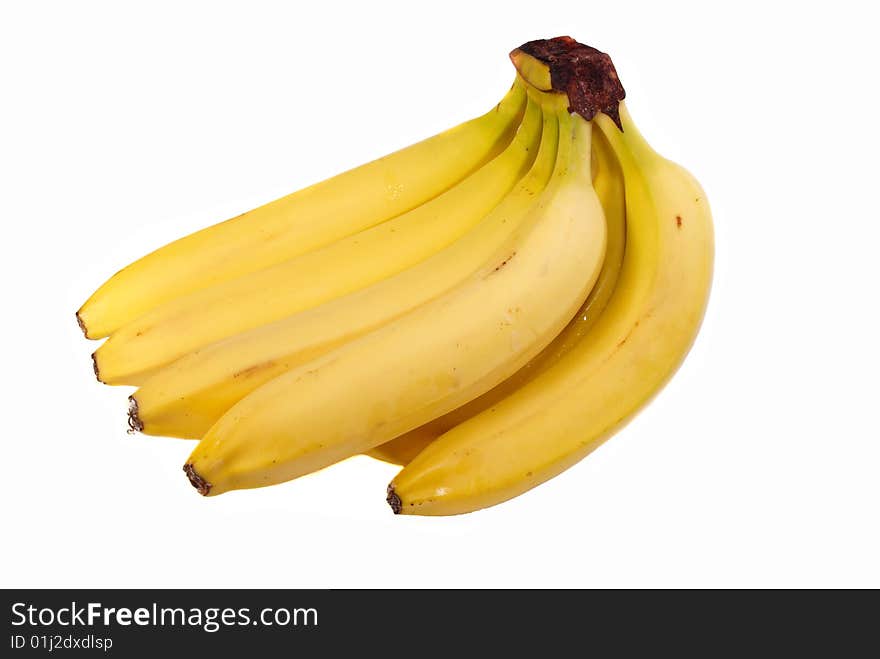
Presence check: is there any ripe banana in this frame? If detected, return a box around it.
[76,81,527,339]
[129,88,561,438]
[387,91,714,515]
[183,98,606,496]
[368,118,626,465]
[95,94,544,385]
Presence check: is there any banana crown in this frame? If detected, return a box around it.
[510,36,626,129]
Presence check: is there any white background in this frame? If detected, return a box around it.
[2,0,878,588]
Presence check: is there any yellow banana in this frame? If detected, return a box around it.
[95,94,544,385]
[77,81,527,339]
[367,425,440,467]
[388,101,714,516]
[368,121,626,465]
[183,98,606,496]
[129,88,560,438]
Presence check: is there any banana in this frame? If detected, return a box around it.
[95,94,545,385]
[76,81,527,339]
[388,101,714,516]
[367,425,440,466]
[367,121,626,465]
[129,89,561,438]
[182,97,606,496]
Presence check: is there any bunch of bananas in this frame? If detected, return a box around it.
[78,37,713,515]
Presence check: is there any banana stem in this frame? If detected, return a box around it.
[510,36,626,129]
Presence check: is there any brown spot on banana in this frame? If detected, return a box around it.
[232,360,276,379]
[615,320,642,349]
[491,252,517,274]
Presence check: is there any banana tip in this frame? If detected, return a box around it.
[127,396,143,433]
[75,310,89,338]
[91,352,103,383]
[386,484,402,514]
[184,463,212,496]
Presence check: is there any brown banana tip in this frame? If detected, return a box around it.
[184,463,212,496]
[127,396,143,434]
[75,310,89,338]
[386,484,402,515]
[513,36,626,130]
[91,352,103,383]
